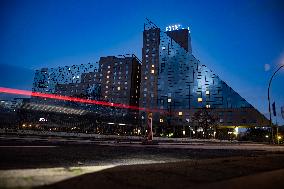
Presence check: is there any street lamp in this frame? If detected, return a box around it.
[268,64,284,144]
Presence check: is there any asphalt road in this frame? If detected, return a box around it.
[1,135,284,189]
[0,136,277,170]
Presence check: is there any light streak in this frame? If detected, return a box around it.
[0,87,168,113]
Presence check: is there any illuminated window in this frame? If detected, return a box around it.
[107,75,109,79]
[145,76,148,80]
[198,98,202,102]
[151,64,155,68]
[106,86,108,89]
[178,112,183,116]
[206,90,210,95]
[160,118,164,123]
[206,104,210,108]
[105,96,107,98]
[168,98,171,103]
[107,71,110,73]
[151,70,155,74]
[117,87,120,90]
[162,47,166,50]
[108,66,110,69]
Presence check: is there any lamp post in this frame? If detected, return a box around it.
[167,97,172,135]
[268,65,284,144]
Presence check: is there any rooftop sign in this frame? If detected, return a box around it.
[165,24,190,33]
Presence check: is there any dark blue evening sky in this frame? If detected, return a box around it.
[0,0,284,124]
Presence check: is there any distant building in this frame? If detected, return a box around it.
[0,98,30,112]
[55,72,100,98]
[0,98,30,128]
[32,63,98,94]
[32,62,99,106]
[139,19,269,135]
[31,54,141,127]
[99,55,141,107]
[28,20,270,137]
[97,55,141,125]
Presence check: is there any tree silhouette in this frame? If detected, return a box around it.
[191,108,219,139]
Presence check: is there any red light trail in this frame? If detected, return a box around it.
[0,87,167,114]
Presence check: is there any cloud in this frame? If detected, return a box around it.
[264,64,271,71]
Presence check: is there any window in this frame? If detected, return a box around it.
[151,70,155,74]
[117,87,120,91]
[206,104,210,108]
[198,98,202,102]
[160,119,164,123]
[206,90,210,95]
[178,112,183,116]
[168,98,171,103]
[162,47,166,50]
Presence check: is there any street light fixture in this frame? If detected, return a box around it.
[268,64,284,144]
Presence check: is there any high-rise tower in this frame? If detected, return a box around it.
[139,19,269,136]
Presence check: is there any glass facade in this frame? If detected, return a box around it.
[32,63,98,94]
[140,19,269,130]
